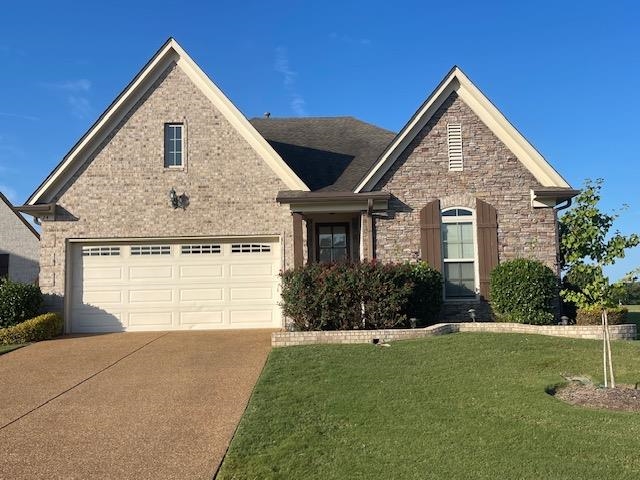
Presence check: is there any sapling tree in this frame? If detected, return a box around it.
[559,178,640,388]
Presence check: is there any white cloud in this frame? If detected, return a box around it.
[40,79,93,119]
[0,112,39,121]
[274,47,307,116]
[328,32,372,46]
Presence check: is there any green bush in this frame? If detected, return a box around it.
[575,306,628,325]
[0,313,63,345]
[0,279,43,328]
[280,261,443,331]
[490,259,558,325]
[403,261,443,326]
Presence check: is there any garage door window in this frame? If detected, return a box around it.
[131,245,171,256]
[231,244,271,253]
[82,246,121,257]
[181,244,222,254]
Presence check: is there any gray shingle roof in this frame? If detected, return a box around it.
[250,117,396,191]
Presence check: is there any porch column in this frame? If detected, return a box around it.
[360,211,374,261]
[292,213,304,268]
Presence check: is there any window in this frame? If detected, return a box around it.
[0,254,8,279]
[441,208,477,298]
[317,224,349,263]
[82,246,121,257]
[181,244,221,255]
[231,244,271,253]
[131,245,171,256]
[164,123,183,167]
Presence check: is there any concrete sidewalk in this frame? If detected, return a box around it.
[0,330,272,479]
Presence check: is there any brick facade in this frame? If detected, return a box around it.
[0,199,39,283]
[39,63,294,308]
[373,92,559,320]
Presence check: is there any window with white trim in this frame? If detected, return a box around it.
[231,244,271,253]
[164,123,183,168]
[181,244,221,255]
[441,208,477,298]
[82,246,121,257]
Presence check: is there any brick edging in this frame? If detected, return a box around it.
[271,322,637,347]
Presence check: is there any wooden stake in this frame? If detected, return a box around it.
[602,309,608,388]
[604,309,615,388]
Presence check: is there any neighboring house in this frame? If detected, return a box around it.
[0,192,40,283]
[19,38,577,333]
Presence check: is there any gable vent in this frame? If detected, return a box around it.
[447,123,463,172]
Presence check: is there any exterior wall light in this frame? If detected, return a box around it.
[468,308,476,322]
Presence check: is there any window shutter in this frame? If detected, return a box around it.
[420,200,442,272]
[292,213,304,268]
[476,198,498,301]
[0,254,8,279]
[447,123,463,171]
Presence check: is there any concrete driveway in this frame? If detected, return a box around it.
[0,330,272,479]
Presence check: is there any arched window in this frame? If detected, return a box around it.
[441,207,478,298]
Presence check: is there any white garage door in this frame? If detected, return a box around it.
[69,238,282,333]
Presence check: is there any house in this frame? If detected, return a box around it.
[19,38,577,333]
[0,192,39,283]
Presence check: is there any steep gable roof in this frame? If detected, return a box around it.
[0,192,40,240]
[355,66,571,192]
[250,117,395,191]
[27,38,308,205]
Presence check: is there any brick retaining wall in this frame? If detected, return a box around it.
[271,322,637,347]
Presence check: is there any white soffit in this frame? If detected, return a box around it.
[28,38,308,205]
[354,67,571,192]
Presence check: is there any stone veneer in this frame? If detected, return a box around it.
[39,62,294,308]
[272,323,637,347]
[372,92,559,319]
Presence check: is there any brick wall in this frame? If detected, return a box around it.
[39,62,294,308]
[0,200,39,283]
[272,323,637,347]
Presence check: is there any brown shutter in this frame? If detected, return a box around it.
[476,198,499,301]
[292,213,304,268]
[420,200,442,272]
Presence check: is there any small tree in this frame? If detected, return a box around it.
[559,178,640,387]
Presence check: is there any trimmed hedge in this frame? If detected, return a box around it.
[280,261,443,331]
[490,258,558,325]
[575,306,628,325]
[0,313,63,345]
[0,279,43,328]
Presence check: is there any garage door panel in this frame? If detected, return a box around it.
[230,263,274,277]
[70,239,281,332]
[179,265,224,278]
[128,311,173,327]
[129,265,173,280]
[229,309,273,324]
[179,311,224,326]
[128,289,173,303]
[180,288,224,302]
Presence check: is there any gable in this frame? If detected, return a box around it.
[355,67,571,192]
[0,192,40,241]
[27,38,308,206]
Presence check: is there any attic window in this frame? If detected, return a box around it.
[447,123,463,172]
[164,123,184,168]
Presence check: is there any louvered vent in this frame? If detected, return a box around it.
[447,123,463,171]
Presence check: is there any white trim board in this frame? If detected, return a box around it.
[28,38,308,205]
[355,66,571,192]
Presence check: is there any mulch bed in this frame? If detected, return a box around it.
[554,382,640,412]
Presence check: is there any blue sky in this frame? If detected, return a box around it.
[0,0,638,280]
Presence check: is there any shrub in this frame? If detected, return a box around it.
[0,279,43,328]
[403,261,443,326]
[490,259,558,325]
[575,306,628,325]
[280,261,442,331]
[0,313,63,345]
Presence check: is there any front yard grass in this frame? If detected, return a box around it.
[217,333,640,480]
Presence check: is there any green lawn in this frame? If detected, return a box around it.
[626,305,640,329]
[0,344,25,355]
[217,333,640,480]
